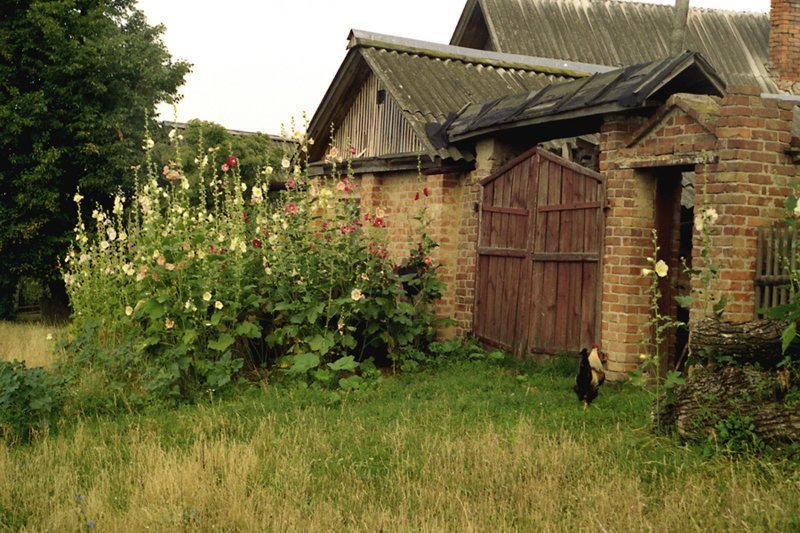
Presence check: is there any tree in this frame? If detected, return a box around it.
[0,0,190,319]
[151,120,289,192]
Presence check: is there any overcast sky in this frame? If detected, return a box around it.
[135,0,770,135]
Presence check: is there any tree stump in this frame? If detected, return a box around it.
[656,365,800,446]
[689,318,797,368]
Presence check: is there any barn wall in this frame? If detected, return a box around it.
[599,115,654,378]
[693,85,796,322]
[454,139,516,335]
[358,169,466,332]
[599,86,798,379]
[332,73,425,158]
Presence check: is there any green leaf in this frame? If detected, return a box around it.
[289,353,321,374]
[674,295,693,308]
[307,333,335,356]
[235,321,261,339]
[338,375,363,391]
[664,370,685,389]
[713,295,727,316]
[210,311,224,326]
[781,322,797,354]
[312,368,334,383]
[328,355,359,372]
[306,302,326,324]
[208,333,235,352]
[488,350,505,361]
[182,330,198,346]
[143,300,165,320]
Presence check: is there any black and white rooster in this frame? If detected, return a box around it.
[574,343,606,409]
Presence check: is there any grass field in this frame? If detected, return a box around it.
[1,329,798,532]
[0,321,63,368]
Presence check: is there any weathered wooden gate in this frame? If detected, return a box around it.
[474,147,605,356]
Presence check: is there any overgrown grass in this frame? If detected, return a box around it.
[0,321,63,368]
[2,357,798,531]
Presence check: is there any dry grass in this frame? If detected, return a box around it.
[1,414,797,532]
[0,321,63,368]
[1,359,798,532]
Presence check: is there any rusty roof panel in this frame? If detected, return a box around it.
[308,30,614,162]
[448,51,727,142]
[453,0,774,91]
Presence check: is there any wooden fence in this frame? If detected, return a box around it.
[755,227,796,318]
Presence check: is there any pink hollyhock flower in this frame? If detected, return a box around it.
[285,202,297,215]
[287,177,296,190]
[221,163,229,172]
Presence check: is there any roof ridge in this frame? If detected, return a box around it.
[348,29,614,78]
[551,0,768,17]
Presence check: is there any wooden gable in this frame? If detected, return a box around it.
[331,72,425,159]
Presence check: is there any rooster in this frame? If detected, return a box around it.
[574,343,606,408]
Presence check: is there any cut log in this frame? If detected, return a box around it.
[656,365,800,446]
[688,318,797,368]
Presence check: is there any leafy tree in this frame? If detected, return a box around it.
[0,0,190,319]
[152,120,289,192]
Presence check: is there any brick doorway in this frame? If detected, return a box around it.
[654,167,695,374]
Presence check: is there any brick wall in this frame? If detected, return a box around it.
[453,139,515,335]
[599,88,797,378]
[599,115,653,378]
[692,85,796,323]
[356,169,466,333]
[769,0,800,88]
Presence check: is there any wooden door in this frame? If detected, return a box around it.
[474,148,604,356]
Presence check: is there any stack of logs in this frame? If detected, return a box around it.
[656,318,800,446]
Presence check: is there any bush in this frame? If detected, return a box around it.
[0,360,65,442]
[60,129,447,405]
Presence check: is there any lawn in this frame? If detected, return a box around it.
[1,323,799,531]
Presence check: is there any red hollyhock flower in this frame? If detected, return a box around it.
[226,155,238,169]
[423,187,430,197]
[251,238,262,248]
[415,192,420,201]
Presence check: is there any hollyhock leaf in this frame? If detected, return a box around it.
[208,333,235,352]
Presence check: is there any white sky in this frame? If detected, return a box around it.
[136,0,770,136]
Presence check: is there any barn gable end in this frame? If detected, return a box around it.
[618,94,722,168]
[331,72,425,159]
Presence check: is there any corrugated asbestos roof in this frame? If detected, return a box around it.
[450,0,775,91]
[448,51,726,142]
[307,30,613,162]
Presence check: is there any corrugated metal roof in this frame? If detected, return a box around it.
[448,51,726,142]
[451,0,775,91]
[308,30,609,162]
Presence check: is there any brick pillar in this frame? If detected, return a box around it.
[425,172,463,335]
[769,0,800,88]
[599,115,654,379]
[453,138,513,335]
[692,86,796,323]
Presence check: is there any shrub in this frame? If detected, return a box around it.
[60,128,447,405]
[0,360,65,442]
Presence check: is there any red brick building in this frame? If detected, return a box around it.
[308,0,800,378]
